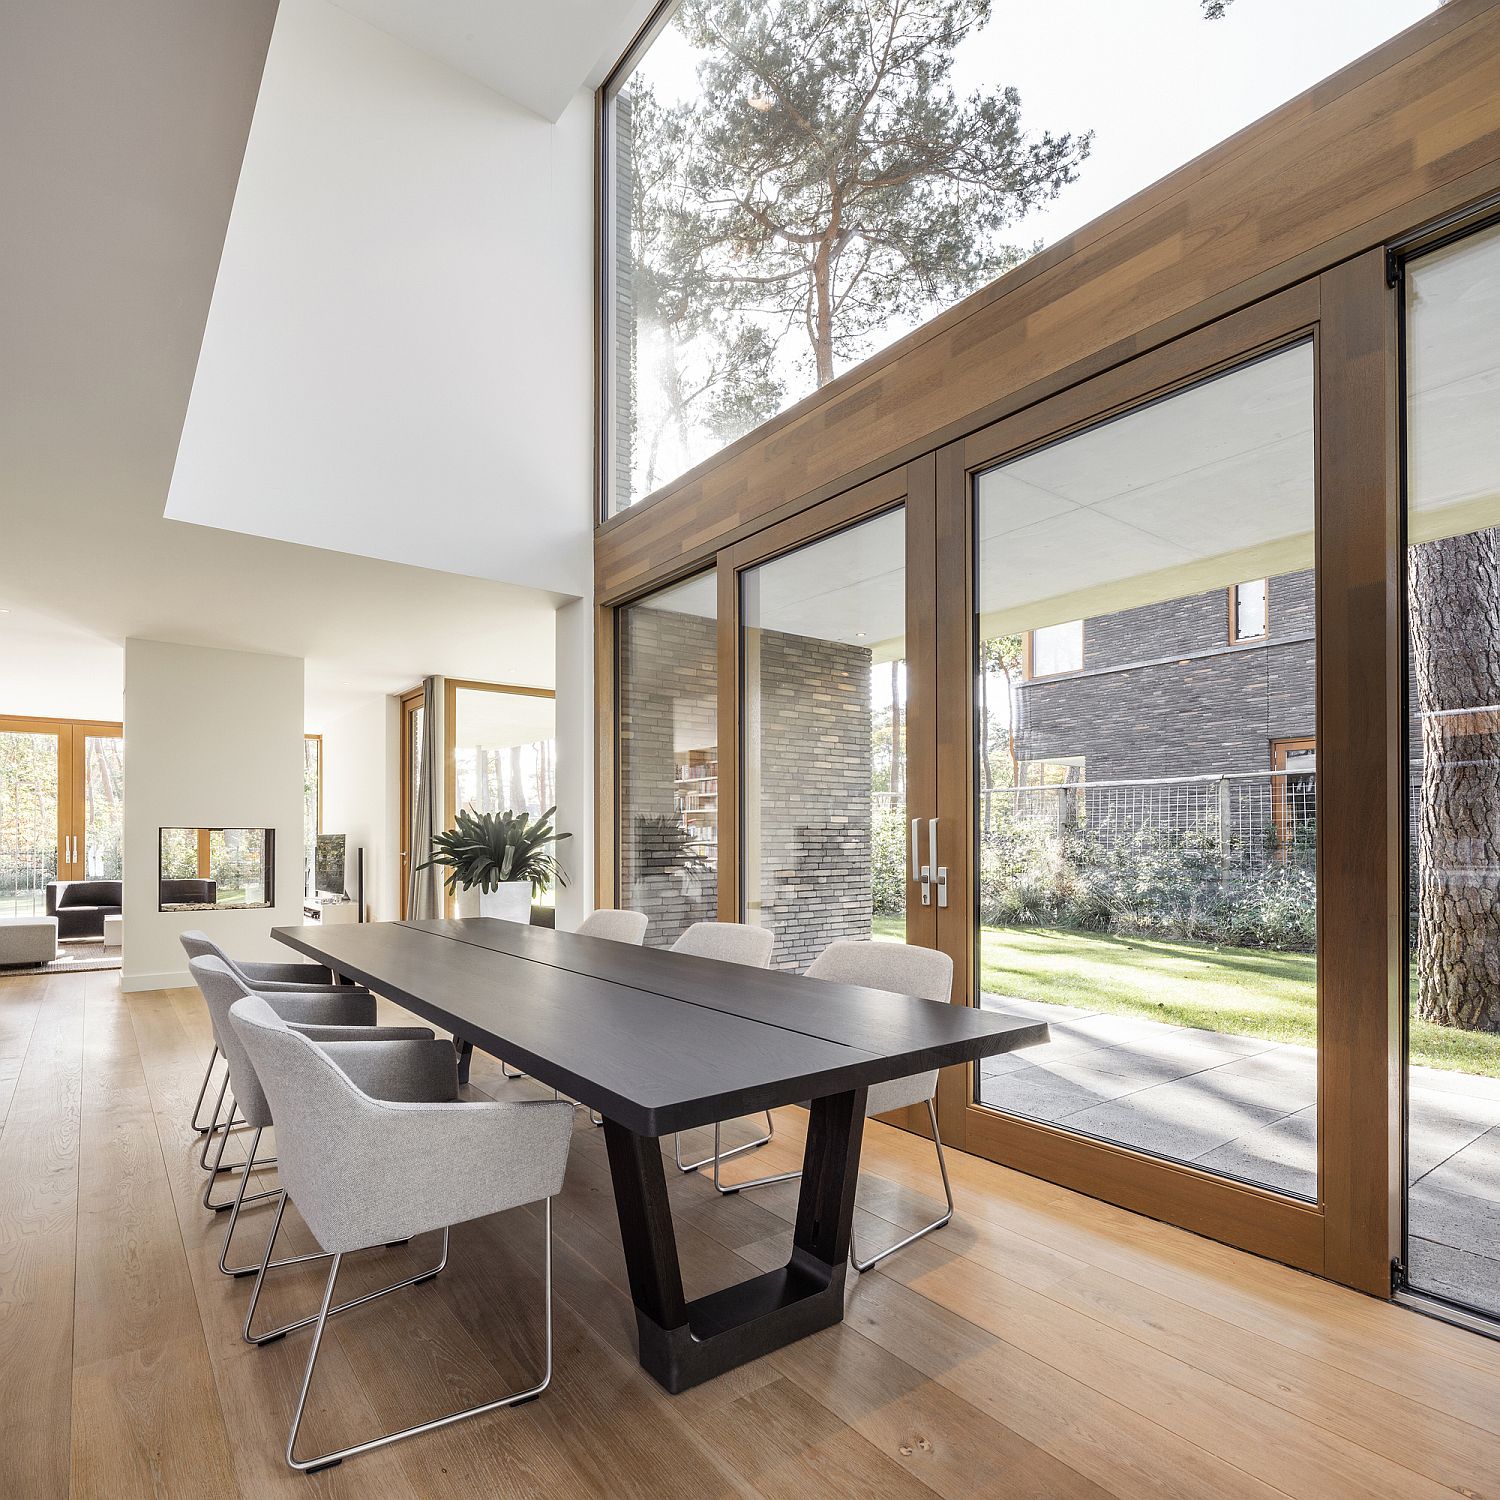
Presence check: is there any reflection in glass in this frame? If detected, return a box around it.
[618,574,719,948]
[1404,222,1500,1321]
[453,689,557,821]
[974,342,1318,1198]
[741,509,906,969]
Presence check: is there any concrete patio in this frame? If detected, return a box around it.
[980,992,1500,1317]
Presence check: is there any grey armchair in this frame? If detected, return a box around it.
[703,938,956,1271]
[186,953,378,1210]
[669,922,777,1172]
[576,908,649,944]
[230,993,574,1474]
[190,955,432,1277]
[179,929,344,1136]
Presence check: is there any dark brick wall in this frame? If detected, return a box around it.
[748,629,874,971]
[1016,570,1316,780]
[617,604,718,947]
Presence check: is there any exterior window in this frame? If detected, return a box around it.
[600,4,1425,520]
[1230,579,1269,641]
[1271,737,1316,847]
[1025,621,1084,679]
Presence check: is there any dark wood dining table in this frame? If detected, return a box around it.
[273,917,1049,1393]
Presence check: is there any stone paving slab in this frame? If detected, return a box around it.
[979,989,1500,1314]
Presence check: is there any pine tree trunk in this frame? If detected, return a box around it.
[1409,530,1500,1032]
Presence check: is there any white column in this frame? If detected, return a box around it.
[553,596,595,932]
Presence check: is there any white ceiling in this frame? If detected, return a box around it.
[0,0,568,729]
[164,0,601,599]
[329,0,655,121]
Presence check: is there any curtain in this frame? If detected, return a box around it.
[406,675,442,921]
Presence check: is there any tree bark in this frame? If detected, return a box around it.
[1409,529,1500,1032]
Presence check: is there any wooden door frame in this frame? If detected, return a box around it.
[1,714,123,888]
[719,462,939,1134]
[929,266,1399,1289]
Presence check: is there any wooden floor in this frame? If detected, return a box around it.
[4,971,1500,1500]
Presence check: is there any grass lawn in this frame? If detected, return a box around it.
[872,915,1500,1078]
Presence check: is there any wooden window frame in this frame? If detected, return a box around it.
[1021,621,1085,681]
[1271,734,1317,847]
[1228,578,1271,644]
[0,714,124,888]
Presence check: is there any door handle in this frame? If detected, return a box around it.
[930,818,948,909]
[911,817,931,905]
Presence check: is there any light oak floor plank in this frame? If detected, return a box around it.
[5,969,1500,1499]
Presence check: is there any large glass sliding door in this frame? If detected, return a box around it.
[0,721,64,917]
[1402,219,1500,1324]
[740,507,909,968]
[617,573,721,948]
[967,342,1320,1197]
[0,717,124,917]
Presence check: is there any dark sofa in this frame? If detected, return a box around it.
[45,879,123,940]
[159,878,218,908]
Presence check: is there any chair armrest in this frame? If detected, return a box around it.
[45,883,59,916]
[317,1038,459,1103]
[238,959,334,985]
[263,989,377,1028]
[291,1022,434,1043]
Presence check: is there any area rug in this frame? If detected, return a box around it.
[0,941,121,977]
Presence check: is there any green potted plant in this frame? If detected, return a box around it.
[421,805,570,924]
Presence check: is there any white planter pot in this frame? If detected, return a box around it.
[478,882,532,924]
[454,884,480,919]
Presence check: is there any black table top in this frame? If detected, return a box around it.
[273,919,1049,1136]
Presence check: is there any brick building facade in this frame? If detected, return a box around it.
[1015,570,1317,783]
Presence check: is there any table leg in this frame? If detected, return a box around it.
[603,1087,866,1393]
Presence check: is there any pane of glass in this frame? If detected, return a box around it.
[741,508,906,969]
[303,735,320,893]
[1031,621,1083,677]
[1234,579,1269,640]
[1404,221,1500,1320]
[0,730,59,918]
[974,341,1317,1198]
[83,735,124,880]
[604,1,1433,515]
[451,687,559,910]
[158,827,274,910]
[618,573,719,948]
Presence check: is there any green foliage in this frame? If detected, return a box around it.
[870,805,1317,949]
[871,808,909,915]
[421,806,570,898]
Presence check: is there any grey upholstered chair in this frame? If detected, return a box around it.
[669,921,777,1173]
[179,929,342,1136]
[576,908,649,944]
[500,909,647,1084]
[187,954,379,1211]
[705,938,956,1272]
[191,955,439,1275]
[229,993,574,1474]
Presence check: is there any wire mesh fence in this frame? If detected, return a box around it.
[982,769,1317,873]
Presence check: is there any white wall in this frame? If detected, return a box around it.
[165,0,595,597]
[553,598,594,931]
[122,640,305,991]
[318,692,402,923]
